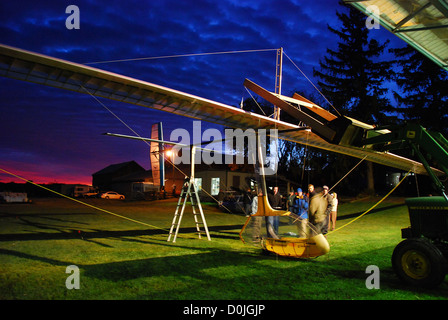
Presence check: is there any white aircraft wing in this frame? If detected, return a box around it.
[0,43,438,175]
[345,0,448,72]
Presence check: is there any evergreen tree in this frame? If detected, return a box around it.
[391,45,448,136]
[313,2,394,194]
[313,3,394,124]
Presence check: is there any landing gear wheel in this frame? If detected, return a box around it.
[392,238,447,288]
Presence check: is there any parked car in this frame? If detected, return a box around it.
[100,191,125,200]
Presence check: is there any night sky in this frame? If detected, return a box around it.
[0,0,405,185]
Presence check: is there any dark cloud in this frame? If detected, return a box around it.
[0,0,398,184]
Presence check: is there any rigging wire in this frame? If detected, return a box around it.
[283,51,343,118]
[30,48,364,229]
[83,47,283,210]
[244,87,267,116]
[80,86,150,148]
[327,169,412,235]
[300,129,310,186]
[80,85,241,214]
[84,48,277,65]
[2,49,285,239]
[328,155,368,193]
[0,167,169,232]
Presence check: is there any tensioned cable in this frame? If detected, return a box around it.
[82,89,190,188]
[0,167,169,232]
[300,129,310,186]
[327,169,412,236]
[81,85,239,215]
[244,87,267,116]
[81,46,283,215]
[84,48,277,65]
[3,87,167,231]
[81,87,189,190]
[328,155,368,193]
[4,48,284,238]
[80,86,151,149]
[283,51,343,118]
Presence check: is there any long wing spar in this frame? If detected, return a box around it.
[0,43,438,175]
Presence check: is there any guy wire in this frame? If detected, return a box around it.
[81,85,238,215]
[84,48,277,65]
[0,167,169,232]
[283,51,343,118]
[327,169,412,235]
[329,155,368,193]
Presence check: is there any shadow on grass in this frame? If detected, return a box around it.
[0,223,244,242]
[2,240,447,299]
[324,245,448,297]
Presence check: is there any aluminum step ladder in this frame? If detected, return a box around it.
[167,177,211,242]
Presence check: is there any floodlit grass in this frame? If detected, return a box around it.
[0,196,447,300]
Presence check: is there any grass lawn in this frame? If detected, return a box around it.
[0,196,447,300]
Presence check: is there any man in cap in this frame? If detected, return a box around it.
[309,186,333,235]
[321,186,333,234]
[295,187,309,237]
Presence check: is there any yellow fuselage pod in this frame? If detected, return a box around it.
[263,234,330,259]
[242,195,330,258]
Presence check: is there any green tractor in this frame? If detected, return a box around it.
[394,196,448,287]
[364,123,448,287]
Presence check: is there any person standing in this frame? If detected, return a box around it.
[287,189,296,213]
[270,186,282,209]
[308,184,316,198]
[250,189,263,242]
[295,188,309,237]
[309,186,332,235]
[329,192,338,231]
[294,188,308,218]
[243,188,253,217]
[321,186,333,235]
[268,186,282,234]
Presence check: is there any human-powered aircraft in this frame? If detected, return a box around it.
[1,0,447,281]
[0,44,441,257]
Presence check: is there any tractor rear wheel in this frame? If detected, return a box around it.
[392,238,447,288]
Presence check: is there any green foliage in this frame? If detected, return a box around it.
[313,3,394,124]
[391,45,448,136]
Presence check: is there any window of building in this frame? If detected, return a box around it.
[211,177,220,196]
[194,178,202,190]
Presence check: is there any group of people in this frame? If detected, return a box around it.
[245,184,338,239]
